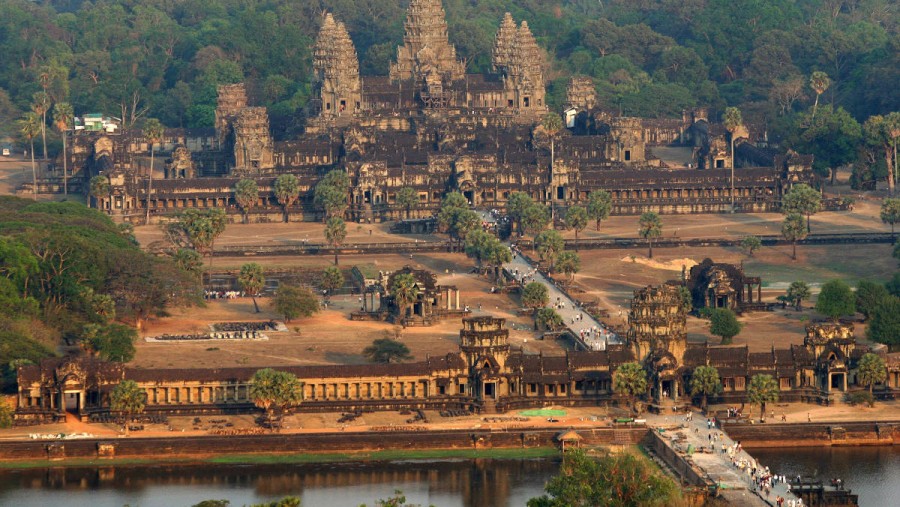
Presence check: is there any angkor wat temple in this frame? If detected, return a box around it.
[54,0,818,223]
[15,286,900,423]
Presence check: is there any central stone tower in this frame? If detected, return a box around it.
[626,284,688,363]
[389,0,465,83]
[313,13,362,119]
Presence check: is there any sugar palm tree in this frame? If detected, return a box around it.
[273,174,300,222]
[18,112,41,200]
[52,102,74,195]
[324,216,347,265]
[809,71,831,120]
[110,380,146,436]
[724,107,743,212]
[638,211,663,259]
[31,91,50,161]
[747,374,779,422]
[390,273,419,324]
[690,365,722,412]
[143,118,165,225]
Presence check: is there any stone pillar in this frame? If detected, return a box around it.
[456,290,460,310]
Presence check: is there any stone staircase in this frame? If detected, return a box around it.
[481,399,497,414]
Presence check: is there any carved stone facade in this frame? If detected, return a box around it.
[165,145,195,179]
[688,259,764,313]
[389,0,465,83]
[566,76,597,111]
[15,302,899,423]
[313,13,362,120]
[76,0,814,223]
[233,107,275,174]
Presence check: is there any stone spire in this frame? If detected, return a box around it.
[492,12,517,72]
[389,0,465,82]
[313,13,362,117]
[501,20,546,113]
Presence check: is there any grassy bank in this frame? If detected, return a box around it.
[0,447,560,470]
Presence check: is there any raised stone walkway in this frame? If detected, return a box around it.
[646,410,800,506]
[503,248,620,350]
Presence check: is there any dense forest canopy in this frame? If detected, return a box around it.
[0,197,200,391]
[1,0,896,135]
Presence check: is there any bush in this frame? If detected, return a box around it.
[847,391,874,407]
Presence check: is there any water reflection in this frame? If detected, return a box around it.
[0,458,559,507]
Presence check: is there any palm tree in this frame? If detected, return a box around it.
[234,178,259,224]
[396,186,419,219]
[238,262,266,313]
[638,212,663,259]
[324,216,347,265]
[613,362,648,414]
[89,175,110,209]
[541,113,564,174]
[690,365,722,412]
[18,112,41,200]
[31,91,50,161]
[723,107,743,212]
[390,273,419,324]
[747,374,779,422]
[809,71,831,120]
[273,174,300,222]
[110,380,146,436]
[143,118,165,225]
[52,102,74,195]
[857,353,886,396]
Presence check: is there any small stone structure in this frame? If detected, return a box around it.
[688,259,764,313]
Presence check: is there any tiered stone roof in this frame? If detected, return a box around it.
[492,12,517,72]
[390,0,465,81]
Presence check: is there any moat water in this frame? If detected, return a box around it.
[0,447,897,506]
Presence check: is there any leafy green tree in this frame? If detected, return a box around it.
[709,308,742,344]
[690,365,722,411]
[18,112,40,200]
[781,213,807,260]
[313,170,350,221]
[888,272,900,297]
[319,266,344,297]
[173,248,204,282]
[89,175,110,208]
[483,239,512,282]
[272,285,319,322]
[556,251,580,282]
[324,216,347,265]
[809,71,831,119]
[815,279,856,321]
[521,203,551,243]
[464,229,493,269]
[782,184,821,232]
[273,174,299,223]
[249,497,302,507]
[794,106,862,181]
[740,235,762,257]
[174,208,227,264]
[363,338,412,364]
[867,296,900,351]
[613,362,648,414]
[238,263,265,313]
[638,211,662,259]
[880,198,900,236]
[564,206,588,248]
[0,397,13,429]
[678,286,692,313]
[89,323,138,362]
[234,178,259,224]
[857,353,887,395]
[110,380,146,435]
[586,190,612,232]
[390,273,420,323]
[52,102,73,195]
[535,229,564,269]
[250,368,302,428]
[747,374,779,422]
[521,282,549,313]
[506,191,534,237]
[535,307,564,332]
[438,192,479,251]
[724,107,743,211]
[143,118,165,225]
[396,187,419,219]
[855,280,890,320]
[786,281,811,310]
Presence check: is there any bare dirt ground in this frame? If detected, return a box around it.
[133,252,566,370]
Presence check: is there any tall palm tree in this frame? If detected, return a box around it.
[324,216,347,265]
[723,107,743,212]
[390,273,420,324]
[18,112,41,200]
[31,91,50,161]
[143,119,165,225]
[809,71,831,120]
[52,102,74,195]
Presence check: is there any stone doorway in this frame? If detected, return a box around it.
[483,382,496,399]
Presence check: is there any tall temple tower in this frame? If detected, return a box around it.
[492,16,546,114]
[215,83,247,148]
[313,13,362,118]
[389,0,465,83]
[626,284,688,363]
[233,107,275,175]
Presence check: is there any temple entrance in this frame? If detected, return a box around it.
[661,380,675,399]
[556,186,565,199]
[63,391,80,413]
[830,373,846,391]
[463,190,474,205]
[483,382,496,399]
